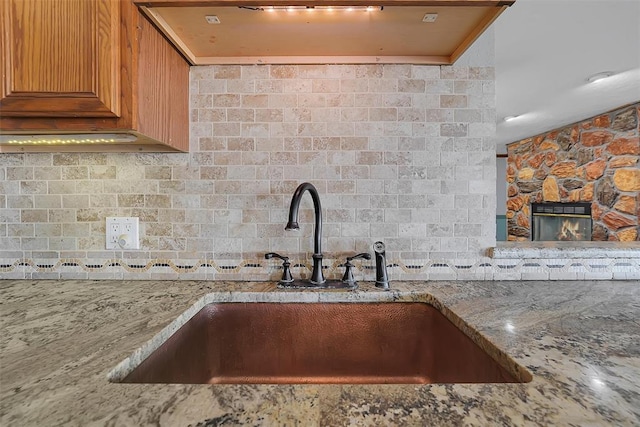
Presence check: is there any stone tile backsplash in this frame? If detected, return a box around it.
[5,32,629,282]
[1,61,500,280]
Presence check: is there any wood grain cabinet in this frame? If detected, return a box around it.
[0,0,189,152]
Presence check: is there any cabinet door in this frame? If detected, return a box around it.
[0,0,120,117]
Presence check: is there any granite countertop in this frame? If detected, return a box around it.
[1,279,639,426]
[490,241,640,259]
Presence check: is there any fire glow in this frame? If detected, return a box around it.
[557,219,584,241]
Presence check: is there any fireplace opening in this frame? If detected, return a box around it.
[531,202,592,241]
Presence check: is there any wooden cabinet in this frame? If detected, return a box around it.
[0,0,189,152]
[1,0,121,118]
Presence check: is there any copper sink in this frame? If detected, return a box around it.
[118,302,532,385]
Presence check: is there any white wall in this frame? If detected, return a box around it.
[496,156,507,215]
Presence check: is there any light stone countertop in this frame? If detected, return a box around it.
[490,241,640,259]
[1,279,639,426]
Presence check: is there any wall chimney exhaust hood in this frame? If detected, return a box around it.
[134,0,515,65]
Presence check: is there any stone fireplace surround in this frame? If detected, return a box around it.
[506,103,640,242]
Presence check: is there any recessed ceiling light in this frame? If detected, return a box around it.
[586,71,615,83]
[422,13,438,23]
[503,115,519,122]
[261,5,382,12]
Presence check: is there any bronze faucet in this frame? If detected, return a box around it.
[268,182,368,289]
[285,182,326,285]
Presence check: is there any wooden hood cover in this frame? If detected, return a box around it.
[136,0,514,65]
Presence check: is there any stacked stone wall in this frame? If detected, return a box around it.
[506,103,640,241]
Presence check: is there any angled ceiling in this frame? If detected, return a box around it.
[494,0,640,152]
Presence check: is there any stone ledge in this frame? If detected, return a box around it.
[489,241,640,259]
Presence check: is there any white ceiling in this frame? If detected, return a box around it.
[494,0,640,153]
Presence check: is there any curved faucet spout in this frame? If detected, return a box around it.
[286,182,324,284]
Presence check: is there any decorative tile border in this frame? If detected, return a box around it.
[1,257,638,281]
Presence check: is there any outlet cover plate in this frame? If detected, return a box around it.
[106,217,140,250]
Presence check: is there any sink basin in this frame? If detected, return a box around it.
[114,302,532,385]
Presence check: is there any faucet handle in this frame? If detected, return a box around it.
[346,252,371,262]
[264,252,293,284]
[342,252,371,285]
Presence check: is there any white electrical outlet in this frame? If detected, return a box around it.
[106,217,140,250]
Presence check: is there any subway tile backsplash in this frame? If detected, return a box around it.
[1,61,498,280]
[191,64,495,258]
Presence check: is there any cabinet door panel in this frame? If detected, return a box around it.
[1,0,120,117]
